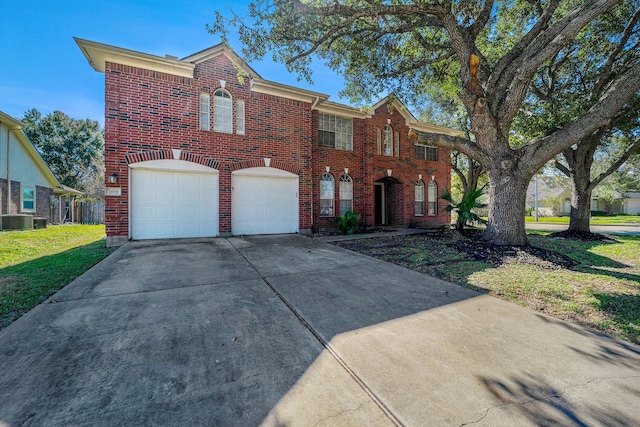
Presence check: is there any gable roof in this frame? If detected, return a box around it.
[181,43,262,79]
[75,38,462,135]
[0,110,61,188]
[373,95,465,137]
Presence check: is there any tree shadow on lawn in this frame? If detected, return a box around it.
[0,241,114,329]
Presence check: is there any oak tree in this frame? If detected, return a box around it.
[214,0,640,245]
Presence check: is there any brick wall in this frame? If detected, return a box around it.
[311,103,451,231]
[102,50,451,238]
[35,186,53,220]
[104,54,313,237]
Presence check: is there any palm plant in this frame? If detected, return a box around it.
[441,187,487,231]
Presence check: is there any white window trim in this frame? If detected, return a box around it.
[415,180,425,216]
[339,174,353,216]
[199,93,210,131]
[213,88,233,134]
[318,113,353,151]
[320,173,335,217]
[236,99,245,135]
[427,180,437,216]
[383,125,393,156]
[415,143,438,161]
[21,185,36,213]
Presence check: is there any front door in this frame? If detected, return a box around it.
[374,183,385,225]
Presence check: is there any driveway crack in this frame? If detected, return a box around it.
[459,375,640,426]
[228,238,403,427]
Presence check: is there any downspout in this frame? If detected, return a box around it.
[6,127,11,214]
[310,97,320,229]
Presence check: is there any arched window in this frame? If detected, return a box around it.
[427,180,437,216]
[320,173,334,217]
[415,180,425,216]
[213,89,233,133]
[339,174,353,215]
[383,125,393,156]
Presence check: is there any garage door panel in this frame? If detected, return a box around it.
[232,172,298,235]
[131,168,218,239]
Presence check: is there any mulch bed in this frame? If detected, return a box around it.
[335,228,581,269]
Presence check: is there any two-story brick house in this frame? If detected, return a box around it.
[76,38,460,246]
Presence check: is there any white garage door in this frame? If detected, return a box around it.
[232,167,299,235]
[130,160,218,239]
[626,199,640,215]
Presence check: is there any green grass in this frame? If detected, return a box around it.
[0,225,112,329]
[524,215,640,225]
[338,232,640,344]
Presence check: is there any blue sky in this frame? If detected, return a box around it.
[0,0,349,127]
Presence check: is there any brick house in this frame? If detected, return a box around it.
[76,38,460,246]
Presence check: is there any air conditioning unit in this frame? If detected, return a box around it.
[2,214,34,230]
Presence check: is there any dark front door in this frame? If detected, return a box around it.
[374,183,385,225]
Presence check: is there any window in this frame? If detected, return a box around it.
[383,125,393,156]
[415,144,437,161]
[199,93,210,131]
[236,99,245,135]
[22,186,35,212]
[394,132,400,157]
[320,173,334,216]
[318,113,353,150]
[213,89,233,133]
[415,180,425,216]
[427,180,437,216]
[339,174,353,215]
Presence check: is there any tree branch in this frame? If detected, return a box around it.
[555,160,571,177]
[592,137,640,187]
[410,129,492,166]
[489,0,618,128]
[591,4,640,99]
[522,62,640,171]
[469,0,495,40]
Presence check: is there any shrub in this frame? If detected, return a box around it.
[591,210,607,216]
[336,210,359,235]
[441,187,487,231]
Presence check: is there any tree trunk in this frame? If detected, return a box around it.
[568,178,593,233]
[483,170,530,246]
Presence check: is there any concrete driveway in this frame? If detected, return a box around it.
[1,235,639,426]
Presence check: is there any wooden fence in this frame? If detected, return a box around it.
[74,201,105,225]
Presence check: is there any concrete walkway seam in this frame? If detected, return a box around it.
[227,238,403,426]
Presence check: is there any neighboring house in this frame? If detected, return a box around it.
[0,110,82,225]
[76,38,461,246]
[621,193,640,214]
[526,177,620,216]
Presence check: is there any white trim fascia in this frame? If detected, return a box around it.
[410,122,465,137]
[182,45,262,79]
[232,167,298,178]
[250,78,329,104]
[0,111,26,130]
[128,159,219,173]
[75,37,195,78]
[371,97,418,123]
[315,101,372,119]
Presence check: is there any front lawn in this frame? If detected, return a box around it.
[335,230,640,344]
[0,225,113,329]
